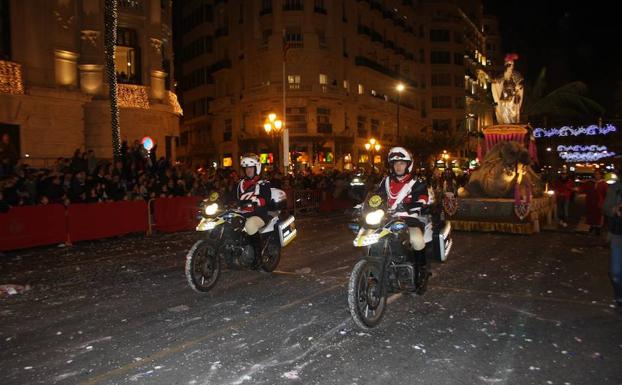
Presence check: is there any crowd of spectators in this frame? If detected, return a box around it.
[1,139,472,211]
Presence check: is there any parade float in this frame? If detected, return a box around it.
[445,54,556,234]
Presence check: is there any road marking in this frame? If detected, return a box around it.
[75,283,343,385]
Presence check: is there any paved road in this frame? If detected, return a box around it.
[1,214,621,385]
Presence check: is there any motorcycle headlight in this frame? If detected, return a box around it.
[365,209,385,225]
[204,203,219,216]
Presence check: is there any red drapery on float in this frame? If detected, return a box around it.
[67,201,148,242]
[153,196,203,232]
[0,204,67,251]
[480,125,538,163]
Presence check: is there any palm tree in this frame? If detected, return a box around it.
[104,0,122,160]
[523,68,604,126]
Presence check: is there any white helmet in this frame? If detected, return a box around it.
[387,147,413,174]
[240,154,261,178]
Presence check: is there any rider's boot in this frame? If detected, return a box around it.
[413,249,430,295]
[249,233,263,270]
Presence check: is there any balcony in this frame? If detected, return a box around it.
[314,6,327,14]
[210,58,232,72]
[354,56,416,88]
[215,26,229,38]
[283,2,303,11]
[117,84,183,115]
[118,0,142,11]
[260,7,272,15]
[0,60,25,95]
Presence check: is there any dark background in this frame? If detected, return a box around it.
[484,0,622,117]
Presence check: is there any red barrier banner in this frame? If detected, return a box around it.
[154,196,203,232]
[67,201,148,243]
[0,204,67,251]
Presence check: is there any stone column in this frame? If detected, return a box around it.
[54,50,80,88]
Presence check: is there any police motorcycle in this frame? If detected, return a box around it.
[185,189,297,293]
[347,192,452,330]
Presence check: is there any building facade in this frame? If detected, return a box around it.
[176,0,495,170]
[0,0,181,166]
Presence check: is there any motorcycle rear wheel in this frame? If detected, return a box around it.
[185,240,220,293]
[260,239,281,272]
[348,259,387,330]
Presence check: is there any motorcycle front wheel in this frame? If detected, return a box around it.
[348,259,387,330]
[185,240,221,293]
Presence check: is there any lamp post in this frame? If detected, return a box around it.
[396,83,405,140]
[364,138,381,172]
[264,113,283,169]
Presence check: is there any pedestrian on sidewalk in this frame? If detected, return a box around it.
[579,169,608,235]
[553,170,574,228]
[603,174,622,308]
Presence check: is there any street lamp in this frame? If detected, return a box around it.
[364,138,381,171]
[396,83,405,140]
[264,113,283,168]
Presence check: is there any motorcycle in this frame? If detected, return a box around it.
[185,189,297,293]
[347,193,452,330]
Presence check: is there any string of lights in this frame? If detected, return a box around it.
[557,145,608,152]
[533,124,617,138]
[558,151,616,163]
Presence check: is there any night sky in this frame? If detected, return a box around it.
[483,1,622,117]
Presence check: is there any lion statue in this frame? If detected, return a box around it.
[459,141,543,199]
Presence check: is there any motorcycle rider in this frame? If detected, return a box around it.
[376,147,430,293]
[236,154,272,268]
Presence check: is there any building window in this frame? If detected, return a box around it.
[430,51,451,64]
[454,31,463,44]
[223,118,232,141]
[286,107,308,133]
[319,73,328,92]
[357,115,367,137]
[288,74,301,89]
[314,0,327,14]
[429,29,450,42]
[454,52,464,66]
[285,27,303,48]
[116,28,141,84]
[317,107,331,133]
[261,29,272,47]
[260,0,272,15]
[431,73,452,87]
[371,119,380,136]
[432,96,452,108]
[342,37,348,57]
[419,49,425,63]
[358,84,364,95]
[317,29,327,48]
[342,0,347,22]
[455,97,465,109]
[343,80,349,90]
[432,119,452,131]
[0,0,10,60]
[283,0,303,11]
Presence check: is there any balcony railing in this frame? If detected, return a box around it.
[283,2,303,11]
[211,58,232,72]
[215,26,229,37]
[354,56,416,88]
[118,84,150,109]
[117,84,182,115]
[118,0,142,11]
[0,60,25,95]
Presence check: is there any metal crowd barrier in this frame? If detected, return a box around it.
[293,189,321,216]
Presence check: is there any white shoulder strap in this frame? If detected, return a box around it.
[389,179,416,210]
